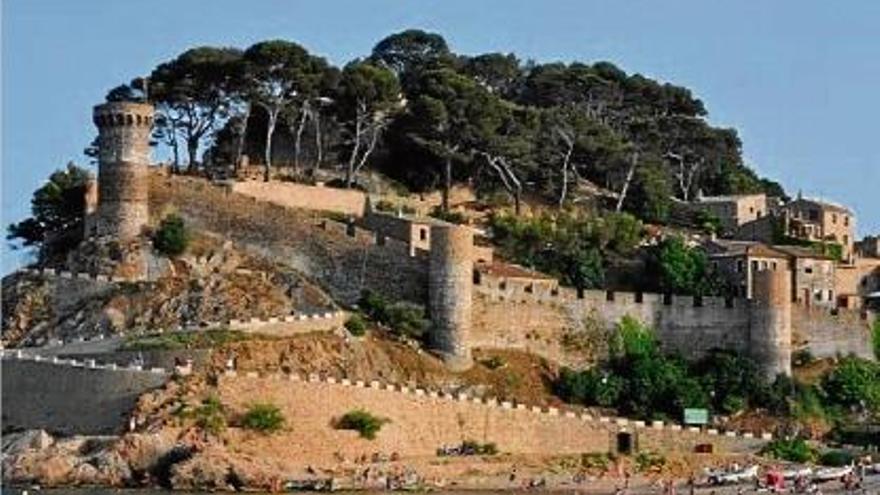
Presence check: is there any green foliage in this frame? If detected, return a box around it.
[648,236,719,296]
[634,451,666,471]
[627,163,673,223]
[873,319,880,361]
[429,207,466,224]
[153,214,189,256]
[820,356,880,412]
[358,290,429,340]
[490,211,646,291]
[344,313,367,336]
[460,440,499,456]
[609,315,658,360]
[374,199,396,212]
[242,403,286,433]
[760,438,818,463]
[695,210,722,235]
[818,450,854,467]
[7,163,90,257]
[336,409,389,439]
[121,329,245,351]
[191,396,227,435]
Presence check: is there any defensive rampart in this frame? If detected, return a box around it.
[151,175,428,306]
[1,353,168,435]
[230,180,367,217]
[471,275,752,367]
[217,371,767,464]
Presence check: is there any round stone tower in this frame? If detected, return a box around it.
[749,268,792,379]
[92,101,154,240]
[428,224,474,371]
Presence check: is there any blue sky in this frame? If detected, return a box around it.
[3,0,879,272]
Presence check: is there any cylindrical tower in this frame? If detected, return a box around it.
[749,268,792,379]
[92,101,154,240]
[428,224,474,371]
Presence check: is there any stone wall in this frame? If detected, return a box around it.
[792,305,874,360]
[217,372,766,464]
[1,354,168,435]
[151,175,428,306]
[471,275,752,367]
[231,180,367,217]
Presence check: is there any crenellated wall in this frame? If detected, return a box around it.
[471,274,752,367]
[216,370,768,463]
[1,353,168,435]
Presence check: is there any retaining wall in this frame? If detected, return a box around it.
[1,353,168,435]
[218,371,767,464]
[231,180,367,217]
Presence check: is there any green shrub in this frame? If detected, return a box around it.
[821,356,880,412]
[460,440,498,455]
[818,450,854,467]
[242,403,285,433]
[429,207,466,224]
[872,319,880,361]
[634,451,666,471]
[336,409,389,440]
[357,290,429,340]
[344,313,367,336]
[374,199,396,212]
[760,438,818,463]
[153,214,189,256]
[193,396,227,435]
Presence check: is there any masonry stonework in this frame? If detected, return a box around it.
[428,225,473,370]
[93,102,154,240]
[749,269,792,378]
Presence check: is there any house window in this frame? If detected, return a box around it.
[751,260,758,272]
[771,261,777,270]
[805,267,813,274]
[737,260,744,273]
[828,290,834,301]
[419,228,427,241]
[844,216,849,226]
[809,210,819,221]
[814,290,822,302]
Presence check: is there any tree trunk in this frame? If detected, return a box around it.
[170,136,180,173]
[264,109,277,182]
[186,138,199,173]
[615,151,639,212]
[293,104,309,173]
[558,140,574,207]
[442,154,452,212]
[313,111,323,175]
[346,116,363,189]
[234,104,251,174]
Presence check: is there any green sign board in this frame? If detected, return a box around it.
[683,408,709,425]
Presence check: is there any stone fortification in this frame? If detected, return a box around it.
[93,102,154,240]
[1,353,168,435]
[749,269,793,378]
[231,180,367,217]
[428,225,474,370]
[217,371,767,464]
[471,274,752,368]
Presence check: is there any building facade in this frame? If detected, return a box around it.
[778,197,855,263]
[692,193,769,234]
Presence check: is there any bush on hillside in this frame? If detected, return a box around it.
[344,313,367,336]
[153,214,189,256]
[242,403,286,433]
[357,290,429,340]
[873,319,880,361]
[760,438,818,463]
[336,409,389,439]
[821,356,880,412]
[191,395,227,435]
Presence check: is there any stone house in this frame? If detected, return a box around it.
[855,235,880,258]
[772,245,837,308]
[359,211,493,262]
[778,196,855,263]
[692,193,769,234]
[705,240,837,307]
[704,240,789,298]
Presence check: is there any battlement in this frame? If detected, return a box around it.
[92,102,154,128]
[219,368,772,443]
[473,271,743,310]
